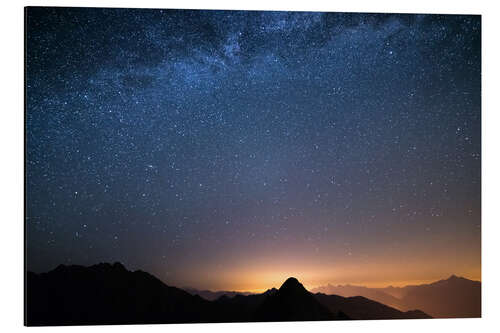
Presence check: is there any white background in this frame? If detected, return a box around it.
[1,0,499,332]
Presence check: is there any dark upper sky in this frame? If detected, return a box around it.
[26,7,481,291]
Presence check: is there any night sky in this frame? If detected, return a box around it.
[26,8,481,291]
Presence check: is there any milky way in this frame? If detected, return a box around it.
[26,8,481,290]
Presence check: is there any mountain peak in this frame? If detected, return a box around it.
[283,276,300,285]
[442,274,466,283]
[256,277,336,321]
[279,277,307,293]
[89,262,128,273]
[264,287,278,296]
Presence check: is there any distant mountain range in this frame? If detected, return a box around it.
[25,262,433,326]
[183,287,255,301]
[311,275,481,318]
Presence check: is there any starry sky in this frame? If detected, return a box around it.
[25,7,481,291]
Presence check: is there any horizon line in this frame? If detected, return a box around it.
[179,274,482,294]
[29,262,481,293]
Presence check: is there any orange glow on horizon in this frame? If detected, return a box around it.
[162,220,480,293]
[173,259,481,292]
[205,272,482,293]
[189,272,482,293]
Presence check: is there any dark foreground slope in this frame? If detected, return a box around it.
[311,284,404,310]
[26,263,431,326]
[315,294,430,320]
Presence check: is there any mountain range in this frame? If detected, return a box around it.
[184,287,254,301]
[26,262,432,326]
[311,275,481,318]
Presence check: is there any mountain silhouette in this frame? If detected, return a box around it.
[397,275,481,318]
[26,262,215,326]
[314,294,430,320]
[184,287,255,301]
[26,263,433,326]
[254,277,344,321]
[312,275,481,318]
[311,284,404,309]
